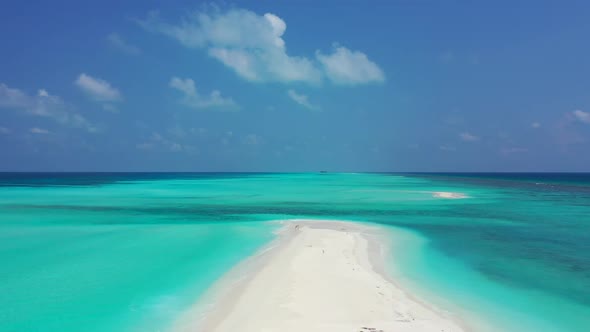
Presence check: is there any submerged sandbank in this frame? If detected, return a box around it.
[173,219,465,332]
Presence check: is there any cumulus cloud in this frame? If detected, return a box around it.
[459,132,479,142]
[138,8,384,85]
[30,127,50,134]
[316,46,385,85]
[0,83,97,131]
[573,110,590,124]
[169,76,237,109]
[107,33,141,55]
[75,73,122,102]
[287,89,320,110]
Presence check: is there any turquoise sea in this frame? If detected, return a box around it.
[0,173,589,331]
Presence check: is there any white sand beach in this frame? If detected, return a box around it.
[174,220,466,332]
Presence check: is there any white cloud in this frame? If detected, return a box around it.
[553,111,588,145]
[30,127,50,134]
[0,83,30,108]
[138,8,383,85]
[75,73,122,102]
[0,127,10,134]
[531,122,541,128]
[139,9,321,83]
[459,132,479,142]
[287,89,320,110]
[169,76,237,109]
[316,46,385,85]
[107,33,141,55]
[0,83,96,131]
[572,110,590,124]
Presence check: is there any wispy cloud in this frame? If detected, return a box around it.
[572,110,590,124]
[75,73,122,102]
[102,104,118,113]
[439,50,480,65]
[107,33,141,55]
[243,133,262,145]
[553,111,588,146]
[138,8,384,85]
[287,89,320,110]
[459,132,479,142]
[30,127,50,134]
[0,83,97,131]
[136,132,197,153]
[439,50,455,64]
[0,127,10,134]
[531,122,541,128]
[219,130,234,145]
[169,77,237,109]
[0,83,31,108]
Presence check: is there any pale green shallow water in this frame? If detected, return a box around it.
[0,173,589,331]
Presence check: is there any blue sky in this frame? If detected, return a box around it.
[1,1,590,172]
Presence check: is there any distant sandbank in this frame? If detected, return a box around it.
[433,191,468,199]
[173,220,466,332]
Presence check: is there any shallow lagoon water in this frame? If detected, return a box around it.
[0,173,589,331]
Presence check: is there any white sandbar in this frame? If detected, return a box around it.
[173,219,466,332]
[433,192,468,199]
